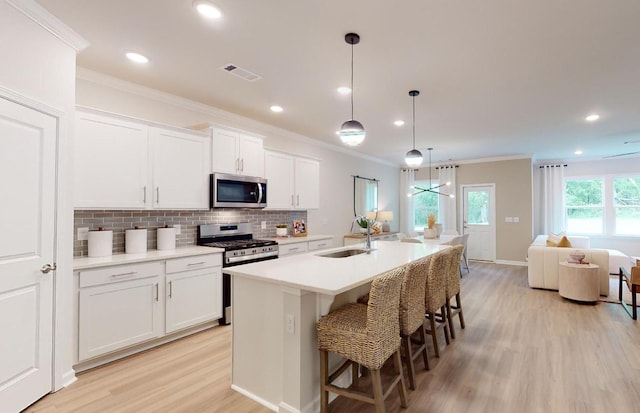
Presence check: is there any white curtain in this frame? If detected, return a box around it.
[540,165,565,234]
[438,166,457,233]
[399,169,415,235]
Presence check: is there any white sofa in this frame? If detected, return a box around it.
[527,235,610,296]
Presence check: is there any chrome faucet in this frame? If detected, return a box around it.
[354,215,374,251]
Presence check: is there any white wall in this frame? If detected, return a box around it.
[75,69,401,246]
[1,0,87,391]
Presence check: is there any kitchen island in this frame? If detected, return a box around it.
[225,240,448,413]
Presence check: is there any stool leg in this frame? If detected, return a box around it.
[371,368,386,413]
[393,349,409,408]
[457,293,466,329]
[446,300,456,339]
[441,306,451,345]
[401,335,416,390]
[351,361,360,387]
[418,325,430,370]
[428,315,440,358]
[319,350,329,413]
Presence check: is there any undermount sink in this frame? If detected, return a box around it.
[317,248,372,258]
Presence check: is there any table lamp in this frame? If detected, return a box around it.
[378,210,393,232]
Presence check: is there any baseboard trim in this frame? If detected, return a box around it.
[230,384,279,412]
[59,369,77,389]
[495,260,528,267]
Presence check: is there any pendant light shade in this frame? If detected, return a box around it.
[339,33,365,146]
[405,90,423,166]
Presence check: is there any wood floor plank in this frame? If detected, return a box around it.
[24,262,640,413]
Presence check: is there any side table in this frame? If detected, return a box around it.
[558,262,600,302]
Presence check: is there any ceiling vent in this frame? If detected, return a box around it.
[221,64,261,81]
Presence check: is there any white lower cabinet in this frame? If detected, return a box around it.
[76,252,222,365]
[165,256,222,334]
[277,237,333,257]
[78,262,163,361]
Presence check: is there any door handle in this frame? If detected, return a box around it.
[296,195,300,206]
[240,159,244,173]
[40,263,57,274]
[143,186,147,203]
[156,187,160,203]
[155,283,159,301]
[168,281,173,298]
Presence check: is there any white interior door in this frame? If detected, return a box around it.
[462,184,496,261]
[0,97,56,412]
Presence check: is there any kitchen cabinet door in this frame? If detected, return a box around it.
[165,266,222,334]
[78,275,162,361]
[264,151,295,209]
[238,134,264,177]
[211,127,264,177]
[75,111,149,208]
[151,127,210,209]
[294,157,320,209]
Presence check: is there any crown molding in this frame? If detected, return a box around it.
[76,67,397,168]
[6,0,89,52]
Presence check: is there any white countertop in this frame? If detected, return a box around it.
[266,234,332,245]
[73,246,223,270]
[225,240,449,296]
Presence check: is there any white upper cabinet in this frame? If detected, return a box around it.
[150,127,209,209]
[210,126,264,177]
[264,150,320,210]
[75,111,149,209]
[74,108,210,209]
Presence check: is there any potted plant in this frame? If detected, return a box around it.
[276,224,288,237]
[356,217,369,233]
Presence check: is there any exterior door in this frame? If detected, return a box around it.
[462,184,496,261]
[0,97,57,412]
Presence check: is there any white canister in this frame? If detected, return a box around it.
[88,229,113,257]
[125,228,148,254]
[157,227,176,250]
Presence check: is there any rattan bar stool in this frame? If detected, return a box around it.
[445,245,466,339]
[316,266,409,413]
[424,249,450,358]
[399,256,432,390]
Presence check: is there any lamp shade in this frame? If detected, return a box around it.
[377,211,393,222]
[339,120,366,146]
[405,149,423,166]
[365,211,377,220]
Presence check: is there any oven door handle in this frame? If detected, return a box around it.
[257,182,263,204]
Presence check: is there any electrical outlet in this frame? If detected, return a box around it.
[513,217,520,223]
[174,224,181,235]
[286,314,295,334]
[77,227,89,241]
[261,221,266,229]
[505,217,513,222]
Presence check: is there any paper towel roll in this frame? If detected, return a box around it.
[88,230,113,257]
[126,228,147,254]
[157,227,176,250]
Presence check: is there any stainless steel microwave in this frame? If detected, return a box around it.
[210,173,267,208]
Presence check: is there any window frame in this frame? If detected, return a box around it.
[412,179,440,232]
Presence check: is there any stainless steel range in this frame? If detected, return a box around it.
[197,223,278,324]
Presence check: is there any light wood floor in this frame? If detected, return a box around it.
[25,262,640,413]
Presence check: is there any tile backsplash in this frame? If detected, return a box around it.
[74,209,307,257]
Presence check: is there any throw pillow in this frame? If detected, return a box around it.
[546,233,572,247]
[556,235,572,248]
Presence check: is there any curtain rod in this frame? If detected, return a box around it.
[435,165,459,170]
[352,175,378,181]
[538,164,567,168]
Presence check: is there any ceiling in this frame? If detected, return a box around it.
[39,0,640,166]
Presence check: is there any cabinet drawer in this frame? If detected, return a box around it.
[308,239,332,251]
[79,262,163,288]
[166,254,221,274]
[279,242,309,256]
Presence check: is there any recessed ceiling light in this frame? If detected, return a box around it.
[574,149,583,155]
[337,86,351,95]
[193,0,222,19]
[394,120,405,127]
[270,105,283,113]
[585,114,600,122]
[125,52,149,64]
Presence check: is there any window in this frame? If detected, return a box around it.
[564,178,603,234]
[413,180,439,230]
[614,177,640,235]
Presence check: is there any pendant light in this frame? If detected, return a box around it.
[410,148,454,198]
[405,90,423,166]
[339,33,365,146]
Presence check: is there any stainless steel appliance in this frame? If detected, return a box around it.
[197,223,278,325]
[210,173,267,208]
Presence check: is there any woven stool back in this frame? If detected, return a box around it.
[425,249,448,312]
[400,256,431,335]
[446,245,464,298]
